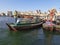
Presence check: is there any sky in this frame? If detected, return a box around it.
[0,0,60,13]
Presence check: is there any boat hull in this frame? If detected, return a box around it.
[42,23,54,31]
[54,25,60,32]
[6,22,43,31]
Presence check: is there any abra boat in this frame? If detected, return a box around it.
[6,22,43,31]
[42,20,55,31]
[42,8,56,31]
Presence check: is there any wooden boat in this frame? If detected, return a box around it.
[54,20,60,32]
[6,22,43,31]
[42,21,55,31]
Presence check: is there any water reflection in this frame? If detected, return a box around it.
[0,27,60,45]
[44,31,53,45]
[6,28,41,45]
[43,29,60,45]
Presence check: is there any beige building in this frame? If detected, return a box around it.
[12,8,60,20]
[7,11,12,16]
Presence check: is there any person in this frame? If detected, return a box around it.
[15,18,22,25]
[16,19,20,24]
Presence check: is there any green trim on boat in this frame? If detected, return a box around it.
[10,22,40,26]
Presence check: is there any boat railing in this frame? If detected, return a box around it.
[15,18,42,24]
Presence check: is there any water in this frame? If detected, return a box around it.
[0,17,60,45]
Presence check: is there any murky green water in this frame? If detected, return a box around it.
[0,17,60,45]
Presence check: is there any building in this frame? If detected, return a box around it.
[7,11,12,16]
[0,13,6,16]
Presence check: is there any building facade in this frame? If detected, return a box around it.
[7,11,12,16]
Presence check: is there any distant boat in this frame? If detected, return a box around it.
[6,22,43,31]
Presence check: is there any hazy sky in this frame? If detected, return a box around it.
[0,0,60,12]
